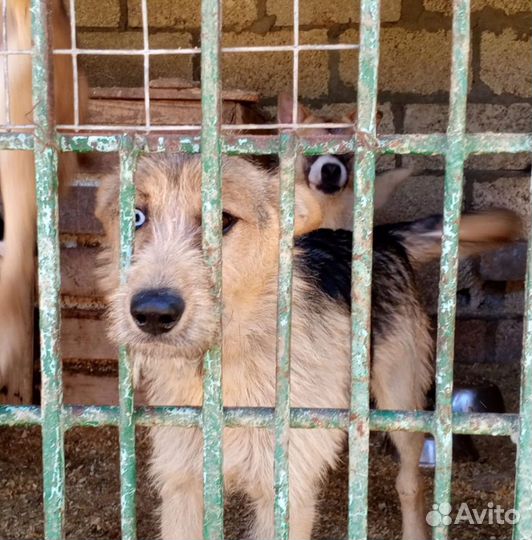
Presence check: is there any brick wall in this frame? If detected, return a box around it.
[73,0,532,364]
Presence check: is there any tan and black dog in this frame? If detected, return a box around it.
[96,154,520,540]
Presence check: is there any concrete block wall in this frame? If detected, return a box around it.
[71,0,532,364]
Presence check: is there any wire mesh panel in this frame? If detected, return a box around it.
[0,0,531,539]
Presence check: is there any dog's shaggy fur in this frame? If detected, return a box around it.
[0,0,88,382]
[96,154,520,540]
[277,93,411,230]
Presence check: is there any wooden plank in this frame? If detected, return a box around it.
[87,98,239,127]
[61,318,117,360]
[90,85,260,103]
[150,77,199,89]
[64,372,147,405]
[60,183,103,235]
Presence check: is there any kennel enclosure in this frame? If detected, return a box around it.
[0,1,531,539]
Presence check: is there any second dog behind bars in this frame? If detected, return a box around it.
[96,155,520,540]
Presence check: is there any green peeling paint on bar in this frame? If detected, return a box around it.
[30,0,65,538]
[348,1,380,539]
[512,168,532,540]
[200,0,225,538]
[0,405,521,438]
[118,139,140,540]
[55,132,532,157]
[0,132,34,150]
[433,2,470,540]
[273,133,297,540]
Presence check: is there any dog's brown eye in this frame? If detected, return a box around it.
[135,208,147,230]
[222,212,238,235]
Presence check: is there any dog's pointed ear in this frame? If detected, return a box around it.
[277,92,311,124]
[294,184,323,236]
[346,108,383,127]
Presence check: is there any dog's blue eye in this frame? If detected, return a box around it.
[135,208,147,229]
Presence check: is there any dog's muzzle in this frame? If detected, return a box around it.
[308,155,348,194]
[130,288,185,335]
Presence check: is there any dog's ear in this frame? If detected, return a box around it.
[277,92,311,124]
[374,168,412,209]
[294,184,323,236]
[346,108,383,128]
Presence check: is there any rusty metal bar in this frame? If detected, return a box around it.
[117,139,140,540]
[512,163,532,539]
[348,1,381,539]
[432,2,471,539]
[273,132,297,539]
[31,0,65,537]
[200,0,225,537]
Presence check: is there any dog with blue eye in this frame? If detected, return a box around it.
[96,153,520,540]
[277,93,411,230]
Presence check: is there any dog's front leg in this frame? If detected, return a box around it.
[160,478,203,540]
[250,489,317,540]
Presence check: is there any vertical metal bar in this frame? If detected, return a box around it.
[140,0,150,129]
[118,138,139,540]
[67,0,79,126]
[273,133,296,540]
[433,2,470,540]
[348,1,380,538]
[512,178,532,539]
[290,0,299,124]
[31,0,64,538]
[200,0,224,538]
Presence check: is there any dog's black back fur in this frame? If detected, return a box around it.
[295,226,421,337]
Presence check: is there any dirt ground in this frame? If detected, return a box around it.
[0,363,519,540]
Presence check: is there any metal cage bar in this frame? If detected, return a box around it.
[117,139,140,540]
[30,0,65,538]
[433,2,471,540]
[2,132,532,156]
[200,0,225,538]
[347,1,381,539]
[0,0,530,539]
[0,405,521,437]
[273,132,297,539]
[513,183,532,538]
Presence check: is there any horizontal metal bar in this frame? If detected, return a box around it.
[48,43,359,57]
[466,132,532,155]
[0,405,518,437]
[1,132,530,155]
[0,49,33,55]
[0,132,34,149]
[452,412,518,436]
[0,405,42,425]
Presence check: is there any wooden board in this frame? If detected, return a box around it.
[61,318,117,361]
[87,98,246,127]
[64,372,147,405]
[90,85,260,103]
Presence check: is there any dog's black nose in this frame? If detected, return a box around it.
[130,289,185,335]
[320,162,343,193]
